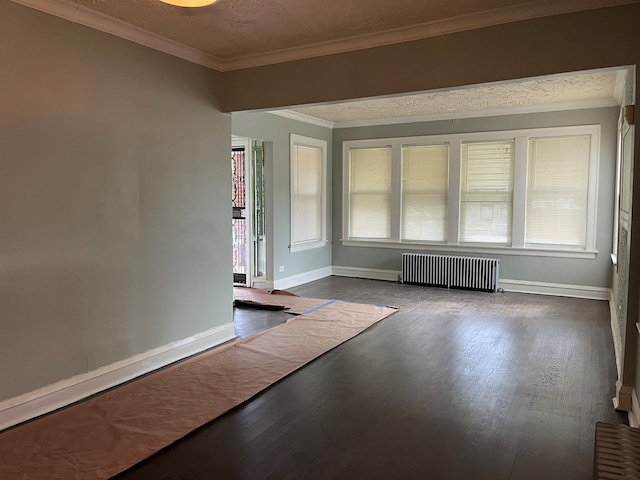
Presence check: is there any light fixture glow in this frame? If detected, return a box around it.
[159,0,219,6]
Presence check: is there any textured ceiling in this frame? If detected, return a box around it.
[14,0,633,123]
[23,0,640,69]
[287,69,625,126]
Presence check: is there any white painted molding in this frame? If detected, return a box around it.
[251,278,275,290]
[10,0,224,71]
[0,322,236,432]
[340,239,598,259]
[331,266,611,300]
[332,266,401,283]
[267,110,335,129]
[274,267,332,291]
[609,290,623,381]
[500,279,610,300]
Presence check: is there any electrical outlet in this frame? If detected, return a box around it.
[279,266,285,272]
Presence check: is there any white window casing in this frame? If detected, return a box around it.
[290,134,328,252]
[342,125,600,259]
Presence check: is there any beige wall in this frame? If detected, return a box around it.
[0,2,232,401]
[223,4,640,111]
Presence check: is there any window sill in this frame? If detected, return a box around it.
[290,240,328,253]
[340,239,598,259]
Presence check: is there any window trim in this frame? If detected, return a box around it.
[290,134,328,253]
[342,125,600,259]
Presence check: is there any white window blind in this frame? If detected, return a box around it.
[526,135,591,248]
[401,145,449,242]
[292,144,323,244]
[349,147,392,239]
[460,141,514,244]
[290,134,327,252]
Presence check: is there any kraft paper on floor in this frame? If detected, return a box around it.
[0,296,397,480]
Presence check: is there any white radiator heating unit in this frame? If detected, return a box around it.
[401,253,500,292]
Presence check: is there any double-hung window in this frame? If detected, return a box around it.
[526,135,591,248]
[342,125,599,258]
[290,134,327,252]
[401,145,449,242]
[348,147,392,239]
[461,141,514,244]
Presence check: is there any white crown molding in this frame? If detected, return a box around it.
[267,110,335,129]
[10,0,225,71]
[328,98,619,129]
[0,322,235,431]
[12,0,639,72]
[220,0,639,70]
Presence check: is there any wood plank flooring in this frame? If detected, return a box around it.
[114,277,625,480]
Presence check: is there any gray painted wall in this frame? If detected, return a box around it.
[232,112,332,282]
[0,2,232,401]
[332,107,619,288]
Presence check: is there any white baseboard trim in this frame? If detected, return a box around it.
[330,267,610,300]
[251,278,274,290]
[500,279,611,300]
[332,266,401,282]
[0,322,236,432]
[273,266,332,290]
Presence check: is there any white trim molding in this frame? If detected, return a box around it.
[332,266,401,282]
[268,110,335,129]
[500,279,610,300]
[331,265,611,300]
[274,266,332,291]
[0,322,235,432]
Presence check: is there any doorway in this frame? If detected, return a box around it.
[232,138,266,287]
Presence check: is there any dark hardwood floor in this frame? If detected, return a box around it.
[114,276,625,480]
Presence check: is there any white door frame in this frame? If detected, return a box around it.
[232,137,253,287]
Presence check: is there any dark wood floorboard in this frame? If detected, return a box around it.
[114,276,625,480]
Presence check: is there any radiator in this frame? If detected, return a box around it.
[401,253,500,292]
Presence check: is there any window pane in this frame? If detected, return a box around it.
[292,144,322,244]
[460,141,514,243]
[526,135,590,247]
[401,145,448,242]
[349,147,392,239]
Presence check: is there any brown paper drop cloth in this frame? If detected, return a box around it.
[0,295,397,480]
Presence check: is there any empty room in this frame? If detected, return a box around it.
[1,0,639,479]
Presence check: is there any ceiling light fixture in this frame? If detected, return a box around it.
[159,0,218,6]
